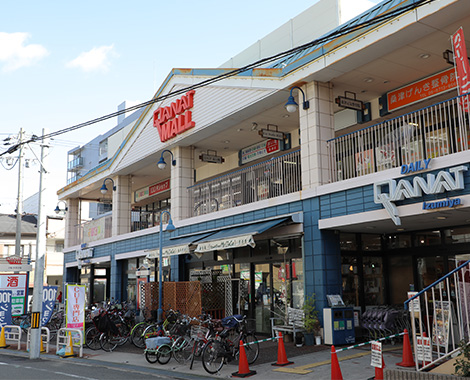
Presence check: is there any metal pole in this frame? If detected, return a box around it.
[158,215,163,322]
[15,128,24,257]
[30,128,49,359]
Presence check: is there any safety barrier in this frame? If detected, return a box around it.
[243,335,279,346]
[56,328,83,358]
[333,332,405,354]
[3,325,22,350]
[26,327,50,353]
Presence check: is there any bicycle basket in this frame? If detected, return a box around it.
[190,325,209,340]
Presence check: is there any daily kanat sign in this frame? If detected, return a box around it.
[374,159,467,225]
[153,90,195,142]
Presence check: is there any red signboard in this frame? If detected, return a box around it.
[452,27,470,96]
[387,68,456,112]
[153,90,195,142]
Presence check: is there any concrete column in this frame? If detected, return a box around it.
[170,146,194,222]
[111,175,132,236]
[300,81,335,189]
[64,198,80,248]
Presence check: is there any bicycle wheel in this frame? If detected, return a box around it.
[201,340,225,374]
[85,326,101,350]
[143,323,159,338]
[130,322,148,348]
[115,322,130,346]
[242,333,259,364]
[99,332,118,352]
[145,349,158,364]
[156,344,172,365]
[173,336,193,364]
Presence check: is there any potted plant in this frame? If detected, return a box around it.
[302,294,321,346]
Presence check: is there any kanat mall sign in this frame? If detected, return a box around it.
[153,90,195,142]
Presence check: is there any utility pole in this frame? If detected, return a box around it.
[15,128,24,257]
[29,128,49,360]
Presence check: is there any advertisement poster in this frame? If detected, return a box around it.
[41,286,57,326]
[371,341,382,368]
[66,284,86,336]
[0,290,12,327]
[432,301,451,347]
[0,274,27,316]
[355,149,374,175]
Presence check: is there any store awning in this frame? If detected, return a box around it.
[194,218,289,253]
[146,232,213,259]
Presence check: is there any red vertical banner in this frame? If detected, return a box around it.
[452,27,470,111]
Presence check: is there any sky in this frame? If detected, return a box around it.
[0,0,381,215]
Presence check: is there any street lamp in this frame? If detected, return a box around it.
[158,210,176,322]
[100,178,116,194]
[157,150,176,170]
[54,200,68,214]
[284,86,310,113]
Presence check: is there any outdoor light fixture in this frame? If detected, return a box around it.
[54,200,68,214]
[284,86,310,113]
[158,210,176,322]
[157,149,176,170]
[100,178,116,194]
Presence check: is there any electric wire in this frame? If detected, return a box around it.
[0,0,435,156]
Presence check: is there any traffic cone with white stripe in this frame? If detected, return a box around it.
[61,332,76,358]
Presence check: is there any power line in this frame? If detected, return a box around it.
[0,0,434,157]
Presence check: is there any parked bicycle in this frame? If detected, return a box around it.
[201,314,259,374]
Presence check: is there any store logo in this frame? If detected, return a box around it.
[374,165,467,225]
[153,90,195,142]
[423,198,462,210]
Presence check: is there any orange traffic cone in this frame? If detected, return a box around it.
[40,336,46,353]
[0,327,9,349]
[374,356,385,380]
[331,345,343,380]
[396,329,415,367]
[271,332,294,366]
[232,340,257,378]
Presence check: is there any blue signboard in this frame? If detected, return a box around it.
[41,286,58,326]
[0,290,12,328]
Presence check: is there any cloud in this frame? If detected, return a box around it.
[66,45,117,72]
[0,32,49,72]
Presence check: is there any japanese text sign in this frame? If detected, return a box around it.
[41,286,57,326]
[66,284,86,330]
[0,274,27,316]
[0,290,12,327]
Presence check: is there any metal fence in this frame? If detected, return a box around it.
[328,94,470,182]
[405,259,470,372]
[188,149,301,217]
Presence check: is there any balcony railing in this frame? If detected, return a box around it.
[188,150,301,217]
[327,94,470,182]
[67,156,84,171]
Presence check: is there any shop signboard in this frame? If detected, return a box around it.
[0,290,12,327]
[0,274,27,316]
[83,218,106,242]
[41,286,58,326]
[386,68,456,112]
[134,179,170,203]
[416,336,432,362]
[374,162,467,225]
[371,341,382,368]
[355,149,374,175]
[239,139,281,165]
[0,256,32,272]
[452,27,470,112]
[66,284,86,341]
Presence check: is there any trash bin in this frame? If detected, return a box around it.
[323,307,355,345]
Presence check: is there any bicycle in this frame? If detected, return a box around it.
[201,315,259,374]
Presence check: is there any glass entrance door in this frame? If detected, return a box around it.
[254,263,271,334]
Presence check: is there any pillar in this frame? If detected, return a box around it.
[300,81,335,189]
[64,198,80,248]
[111,175,132,236]
[170,146,194,221]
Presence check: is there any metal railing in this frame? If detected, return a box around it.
[188,150,301,216]
[328,94,470,182]
[404,259,470,371]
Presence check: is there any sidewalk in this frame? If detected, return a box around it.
[0,338,420,379]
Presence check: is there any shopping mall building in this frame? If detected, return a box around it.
[59,0,470,333]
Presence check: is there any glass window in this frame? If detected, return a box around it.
[291,258,304,309]
[363,256,384,306]
[340,233,357,251]
[388,256,413,305]
[415,231,441,246]
[362,234,381,251]
[341,256,359,306]
[385,234,411,249]
[446,227,470,244]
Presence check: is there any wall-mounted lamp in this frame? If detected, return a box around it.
[100,178,116,194]
[284,86,310,113]
[54,200,68,214]
[157,149,176,170]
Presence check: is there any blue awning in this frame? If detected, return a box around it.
[195,218,289,253]
[146,232,214,258]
